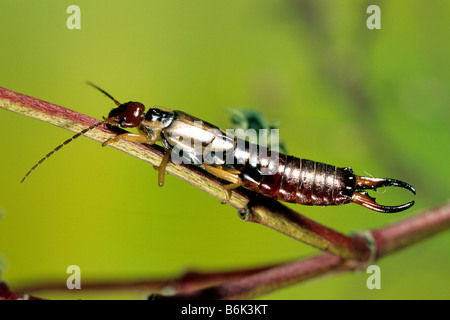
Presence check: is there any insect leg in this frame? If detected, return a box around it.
[200,164,242,203]
[153,150,171,187]
[102,132,150,146]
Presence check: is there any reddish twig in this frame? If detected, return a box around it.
[243,195,370,261]
[14,265,275,295]
[6,202,449,300]
[0,282,43,300]
[151,201,450,299]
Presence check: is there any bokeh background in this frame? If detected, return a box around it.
[0,0,448,299]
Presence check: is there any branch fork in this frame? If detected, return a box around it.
[1,86,449,300]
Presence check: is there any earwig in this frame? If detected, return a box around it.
[22,84,416,213]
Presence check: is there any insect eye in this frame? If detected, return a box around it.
[119,118,127,126]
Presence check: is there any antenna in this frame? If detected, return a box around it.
[21,121,104,183]
[86,81,121,106]
[21,82,121,183]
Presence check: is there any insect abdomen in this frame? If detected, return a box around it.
[238,151,356,206]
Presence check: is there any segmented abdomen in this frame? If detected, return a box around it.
[230,141,356,206]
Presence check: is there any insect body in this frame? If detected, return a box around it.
[22,84,416,213]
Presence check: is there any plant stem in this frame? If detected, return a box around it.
[6,201,449,299]
[152,201,450,299]
[242,195,370,261]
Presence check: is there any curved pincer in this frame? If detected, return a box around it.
[351,176,416,213]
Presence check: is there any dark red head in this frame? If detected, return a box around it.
[107,101,145,128]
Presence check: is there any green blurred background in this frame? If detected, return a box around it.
[0,0,448,299]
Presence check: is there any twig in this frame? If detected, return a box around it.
[151,201,450,299]
[242,195,370,261]
[0,86,371,261]
[372,201,450,259]
[13,265,276,296]
[0,282,43,300]
[12,202,448,300]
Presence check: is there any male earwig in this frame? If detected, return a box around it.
[22,84,416,213]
